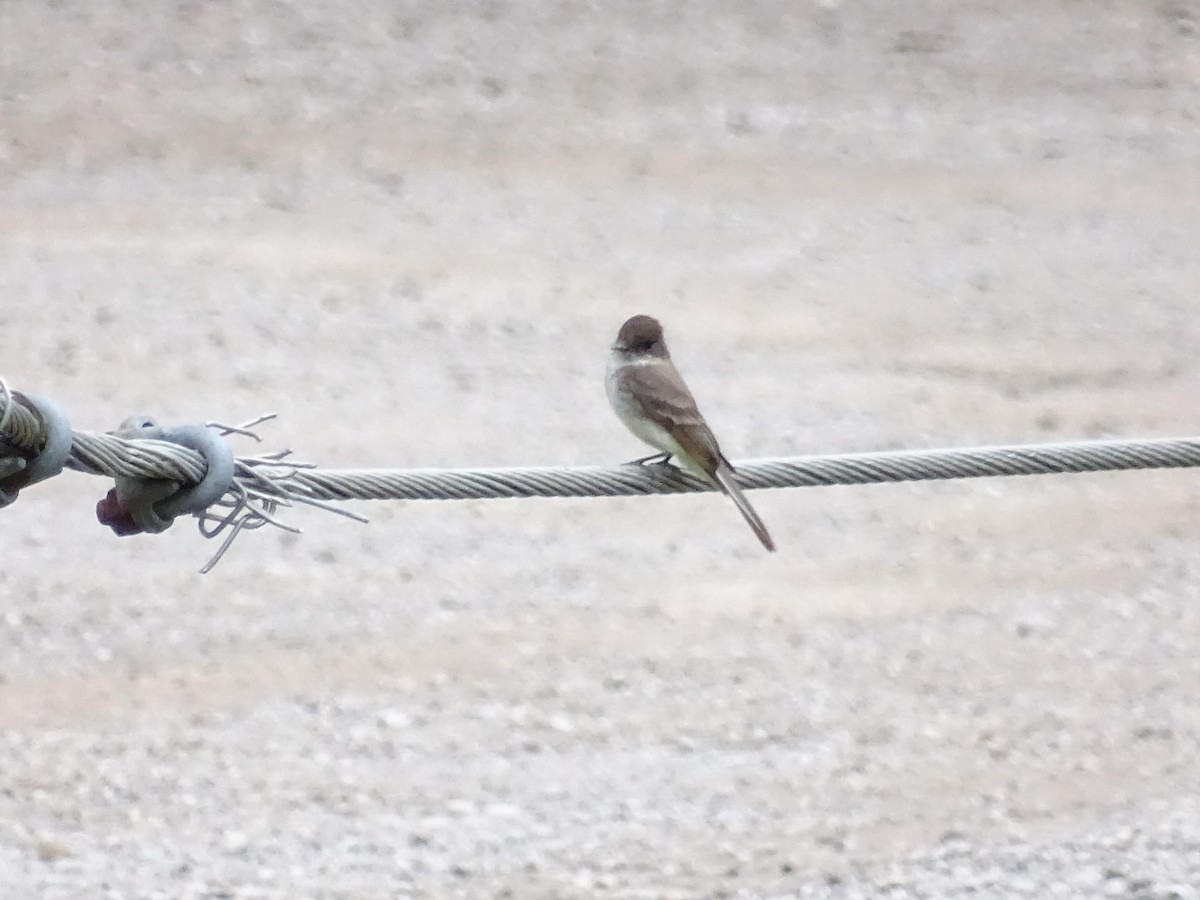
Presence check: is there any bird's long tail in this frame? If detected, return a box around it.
[712,462,776,552]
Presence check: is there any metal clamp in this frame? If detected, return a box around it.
[0,393,73,508]
[96,416,235,535]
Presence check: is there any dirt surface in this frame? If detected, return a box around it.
[3,1,1200,897]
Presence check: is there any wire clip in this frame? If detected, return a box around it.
[96,416,236,536]
[0,393,73,508]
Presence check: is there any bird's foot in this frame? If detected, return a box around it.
[625,452,673,467]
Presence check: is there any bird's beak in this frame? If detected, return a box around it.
[612,340,627,352]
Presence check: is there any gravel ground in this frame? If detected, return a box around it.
[3,1,1200,897]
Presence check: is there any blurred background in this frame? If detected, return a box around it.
[3,1,1200,896]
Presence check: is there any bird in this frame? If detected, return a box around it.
[605,314,776,551]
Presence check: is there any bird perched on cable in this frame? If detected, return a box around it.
[605,314,776,552]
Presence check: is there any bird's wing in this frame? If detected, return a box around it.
[621,363,724,472]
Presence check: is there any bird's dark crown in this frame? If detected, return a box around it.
[614,314,665,353]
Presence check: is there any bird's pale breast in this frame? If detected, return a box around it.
[606,354,688,459]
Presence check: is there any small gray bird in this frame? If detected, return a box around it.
[605,314,776,551]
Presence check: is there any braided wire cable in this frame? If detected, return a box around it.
[3,384,1200,502]
[277,437,1200,503]
[2,380,1199,570]
[69,430,209,482]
